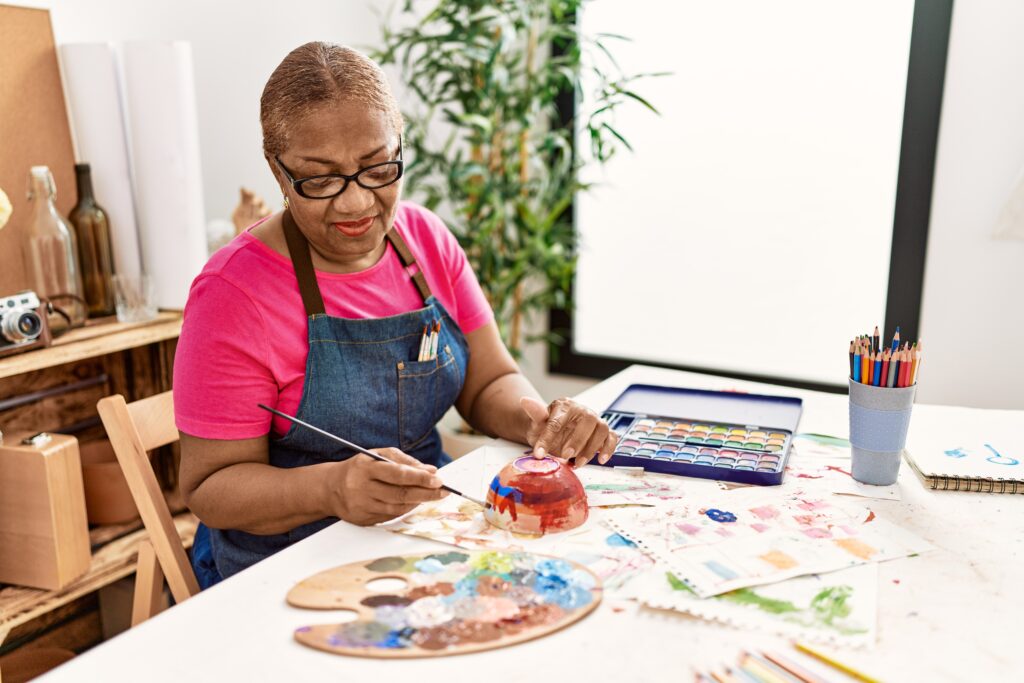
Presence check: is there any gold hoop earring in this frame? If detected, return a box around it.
[283,196,289,209]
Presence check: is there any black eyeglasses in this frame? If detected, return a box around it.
[275,140,404,199]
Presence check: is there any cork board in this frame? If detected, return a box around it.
[0,5,78,295]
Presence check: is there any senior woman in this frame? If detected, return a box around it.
[173,42,617,587]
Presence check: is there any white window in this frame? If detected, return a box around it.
[574,0,916,385]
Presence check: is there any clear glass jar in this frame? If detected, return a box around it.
[24,166,87,326]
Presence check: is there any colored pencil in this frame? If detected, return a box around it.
[872,351,882,386]
[880,350,890,388]
[872,325,879,354]
[738,652,791,683]
[257,404,487,507]
[709,670,737,683]
[860,352,869,385]
[729,665,766,683]
[910,346,919,386]
[891,327,900,353]
[761,651,829,683]
[852,344,862,382]
[794,642,881,683]
[848,340,855,379]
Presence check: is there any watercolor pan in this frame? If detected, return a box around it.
[599,383,802,486]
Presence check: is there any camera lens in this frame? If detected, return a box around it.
[18,312,42,337]
[1,309,42,343]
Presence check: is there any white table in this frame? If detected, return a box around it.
[39,366,1022,683]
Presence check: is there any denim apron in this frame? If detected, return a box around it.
[197,210,469,582]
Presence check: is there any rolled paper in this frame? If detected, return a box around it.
[60,42,143,278]
[119,41,208,309]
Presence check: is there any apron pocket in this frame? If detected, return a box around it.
[396,350,460,451]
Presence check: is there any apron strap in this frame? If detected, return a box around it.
[282,210,326,317]
[282,210,434,317]
[386,229,433,302]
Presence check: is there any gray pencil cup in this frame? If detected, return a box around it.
[848,379,916,485]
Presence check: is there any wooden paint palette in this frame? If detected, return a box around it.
[288,550,602,658]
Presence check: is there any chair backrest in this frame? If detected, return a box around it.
[97,392,200,604]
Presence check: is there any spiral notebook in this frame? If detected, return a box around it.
[904,405,1024,494]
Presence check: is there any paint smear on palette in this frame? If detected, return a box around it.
[289,551,601,658]
[484,456,588,535]
[625,561,878,648]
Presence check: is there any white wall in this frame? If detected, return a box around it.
[12,0,388,227]
[916,0,1024,409]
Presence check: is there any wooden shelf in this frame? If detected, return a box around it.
[0,512,198,643]
[0,312,183,380]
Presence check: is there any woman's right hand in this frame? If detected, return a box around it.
[327,448,448,526]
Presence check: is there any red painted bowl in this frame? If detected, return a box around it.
[483,455,588,535]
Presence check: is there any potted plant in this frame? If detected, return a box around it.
[375,0,661,455]
[374,0,660,356]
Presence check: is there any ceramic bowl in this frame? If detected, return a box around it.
[483,455,588,535]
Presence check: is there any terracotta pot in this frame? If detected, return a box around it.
[0,646,76,683]
[79,439,140,525]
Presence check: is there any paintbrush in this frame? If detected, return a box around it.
[257,404,487,508]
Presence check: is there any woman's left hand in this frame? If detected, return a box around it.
[521,396,619,468]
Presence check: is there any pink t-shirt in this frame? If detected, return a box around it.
[173,202,493,439]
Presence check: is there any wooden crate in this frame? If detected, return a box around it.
[0,433,90,590]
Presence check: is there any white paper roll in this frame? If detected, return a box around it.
[60,43,143,279]
[119,41,208,310]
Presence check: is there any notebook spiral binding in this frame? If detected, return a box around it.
[934,475,1021,494]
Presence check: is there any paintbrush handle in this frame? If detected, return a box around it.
[256,404,483,506]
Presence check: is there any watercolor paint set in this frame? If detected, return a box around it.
[600,384,803,486]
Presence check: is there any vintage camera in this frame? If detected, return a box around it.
[0,291,52,358]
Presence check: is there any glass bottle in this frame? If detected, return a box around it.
[24,166,87,326]
[69,163,116,316]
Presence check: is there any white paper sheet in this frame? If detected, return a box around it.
[60,43,143,278]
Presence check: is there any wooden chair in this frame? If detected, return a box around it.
[97,392,200,626]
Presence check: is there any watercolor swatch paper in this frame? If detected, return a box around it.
[382,497,652,592]
[576,463,715,507]
[607,487,932,597]
[627,562,877,648]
